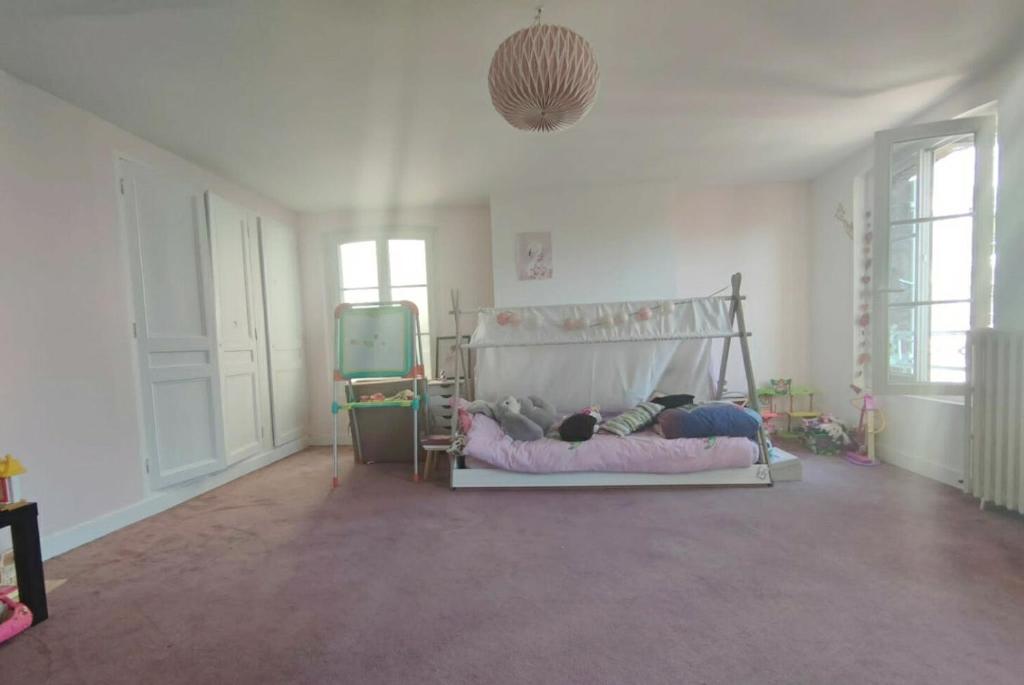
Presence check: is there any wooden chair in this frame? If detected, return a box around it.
[420,435,452,481]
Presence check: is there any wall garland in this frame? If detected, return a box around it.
[854,206,873,384]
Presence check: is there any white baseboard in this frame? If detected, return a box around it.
[40,438,307,560]
[881,446,963,488]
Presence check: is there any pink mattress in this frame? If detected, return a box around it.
[463,414,758,474]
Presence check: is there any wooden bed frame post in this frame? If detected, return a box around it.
[730,273,771,466]
[715,281,740,400]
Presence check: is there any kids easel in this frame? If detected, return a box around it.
[331,301,425,486]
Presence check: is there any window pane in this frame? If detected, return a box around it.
[929,332,966,383]
[342,288,380,304]
[419,333,432,379]
[388,239,427,286]
[887,307,917,382]
[888,217,973,304]
[929,216,973,301]
[887,223,918,304]
[889,149,919,222]
[392,286,429,334]
[890,133,974,222]
[929,301,971,333]
[339,241,378,289]
[931,135,975,217]
[887,302,970,384]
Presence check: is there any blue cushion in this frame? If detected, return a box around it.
[657,403,762,439]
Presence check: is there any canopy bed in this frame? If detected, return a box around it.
[446,273,781,489]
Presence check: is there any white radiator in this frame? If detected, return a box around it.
[967,329,1024,513]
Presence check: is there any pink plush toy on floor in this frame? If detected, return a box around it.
[0,586,33,644]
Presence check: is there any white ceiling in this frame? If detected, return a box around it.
[2,0,1022,212]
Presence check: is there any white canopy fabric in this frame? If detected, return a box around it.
[469,298,732,412]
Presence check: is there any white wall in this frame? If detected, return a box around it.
[993,50,1024,329]
[299,205,493,444]
[0,68,300,556]
[809,46,1024,486]
[490,180,813,394]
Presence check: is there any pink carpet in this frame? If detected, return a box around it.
[3,445,1023,684]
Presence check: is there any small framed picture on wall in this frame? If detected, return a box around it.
[434,335,472,380]
[515,231,553,281]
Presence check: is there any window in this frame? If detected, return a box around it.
[337,236,432,377]
[872,116,996,394]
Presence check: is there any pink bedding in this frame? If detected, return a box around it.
[463,414,758,474]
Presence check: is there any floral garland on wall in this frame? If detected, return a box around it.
[837,202,872,387]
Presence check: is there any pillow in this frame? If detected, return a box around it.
[650,393,695,409]
[600,402,663,437]
[657,404,762,440]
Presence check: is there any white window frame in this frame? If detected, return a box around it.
[323,227,437,378]
[872,116,996,395]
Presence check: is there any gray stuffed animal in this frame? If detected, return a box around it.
[493,396,544,441]
[467,395,559,442]
[466,400,495,419]
[519,396,557,433]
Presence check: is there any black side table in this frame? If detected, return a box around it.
[0,502,48,625]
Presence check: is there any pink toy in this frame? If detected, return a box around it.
[0,586,33,644]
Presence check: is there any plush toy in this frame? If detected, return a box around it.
[467,395,558,442]
[559,414,597,442]
[519,396,557,433]
[466,400,495,419]
[558,406,603,442]
[493,396,544,441]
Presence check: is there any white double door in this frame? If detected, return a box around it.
[120,160,306,488]
[207,193,274,465]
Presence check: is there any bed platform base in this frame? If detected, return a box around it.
[450,463,772,489]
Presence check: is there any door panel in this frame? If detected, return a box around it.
[151,377,219,476]
[221,371,261,456]
[118,159,226,488]
[259,218,308,446]
[208,193,272,464]
[134,179,208,338]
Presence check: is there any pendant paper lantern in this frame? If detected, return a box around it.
[488,13,599,132]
